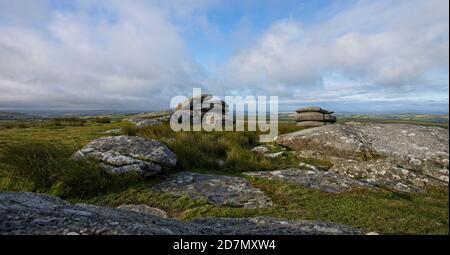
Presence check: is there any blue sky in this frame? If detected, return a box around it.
[0,0,448,113]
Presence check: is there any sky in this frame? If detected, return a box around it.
[0,0,448,113]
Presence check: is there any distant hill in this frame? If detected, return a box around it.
[0,112,40,120]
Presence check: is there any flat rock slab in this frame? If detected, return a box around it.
[0,192,362,235]
[73,136,177,177]
[276,123,449,192]
[245,168,375,193]
[153,172,272,208]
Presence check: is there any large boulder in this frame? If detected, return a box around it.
[0,192,362,235]
[295,112,336,122]
[296,107,334,114]
[276,123,449,192]
[73,136,177,177]
[296,121,329,127]
[153,172,272,208]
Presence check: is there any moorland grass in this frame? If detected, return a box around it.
[0,142,142,199]
[80,177,448,234]
[0,119,448,234]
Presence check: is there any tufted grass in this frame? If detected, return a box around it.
[0,118,448,234]
[0,142,142,199]
[133,123,282,173]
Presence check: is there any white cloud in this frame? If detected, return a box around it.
[0,0,448,112]
[0,0,202,110]
[221,0,449,105]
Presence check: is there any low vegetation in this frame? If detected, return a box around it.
[0,142,141,199]
[0,117,448,234]
[92,116,112,124]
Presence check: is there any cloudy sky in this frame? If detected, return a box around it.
[0,0,448,113]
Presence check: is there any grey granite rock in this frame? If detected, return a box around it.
[117,204,168,218]
[153,172,272,208]
[265,152,285,159]
[245,168,375,193]
[295,112,336,122]
[296,121,328,127]
[251,146,270,154]
[296,107,334,114]
[0,192,362,235]
[73,136,177,177]
[276,123,449,192]
[128,117,162,128]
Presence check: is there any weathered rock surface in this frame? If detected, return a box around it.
[73,136,177,177]
[0,192,362,235]
[127,117,162,128]
[251,146,270,154]
[265,152,285,159]
[295,112,336,122]
[296,121,329,127]
[134,111,172,120]
[245,168,375,193]
[153,172,272,208]
[296,107,334,114]
[117,204,168,218]
[126,111,172,127]
[276,123,449,192]
[294,107,337,127]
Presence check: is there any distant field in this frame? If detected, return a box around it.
[278,112,449,128]
[337,114,449,128]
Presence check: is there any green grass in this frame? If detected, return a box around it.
[0,142,142,199]
[0,119,448,234]
[91,116,112,124]
[297,156,334,170]
[78,177,448,234]
[133,123,294,173]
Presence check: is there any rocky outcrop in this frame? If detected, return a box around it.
[173,94,233,127]
[127,118,162,128]
[296,107,334,114]
[0,192,362,235]
[133,111,173,120]
[73,136,177,177]
[276,123,449,192]
[117,204,168,218]
[127,111,173,128]
[295,107,337,127]
[153,172,272,208]
[245,168,375,193]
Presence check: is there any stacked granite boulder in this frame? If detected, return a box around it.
[127,110,173,128]
[174,94,233,126]
[295,107,337,127]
